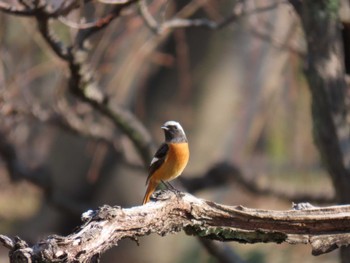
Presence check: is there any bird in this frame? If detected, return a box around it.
[142,121,189,204]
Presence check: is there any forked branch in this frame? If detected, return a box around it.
[1,191,350,262]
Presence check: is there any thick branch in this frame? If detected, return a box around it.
[2,191,350,262]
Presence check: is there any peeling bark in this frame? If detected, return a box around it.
[2,191,350,262]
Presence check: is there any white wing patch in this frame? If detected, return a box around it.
[150,157,159,166]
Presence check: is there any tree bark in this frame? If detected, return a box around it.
[2,191,350,262]
[295,1,350,261]
[300,0,350,202]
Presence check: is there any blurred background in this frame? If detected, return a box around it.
[0,0,341,262]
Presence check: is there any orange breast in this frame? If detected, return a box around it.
[152,143,189,182]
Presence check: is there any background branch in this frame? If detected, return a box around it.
[182,162,334,204]
[138,0,285,33]
[25,0,156,166]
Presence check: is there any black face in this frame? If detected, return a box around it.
[163,125,187,143]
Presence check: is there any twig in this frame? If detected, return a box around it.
[245,9,305,56]
[0,93,115,145]
[138,0,286,33]
[0,0,90,17]
[75,2,136,48]
[98,0,133,4]
[0,1,36,16]
[35,12,70,60]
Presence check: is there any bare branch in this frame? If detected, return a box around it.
[138,0,286,33]
[52,0,84,17]
[0,92,115,145]
[75,2,136,48]
[0,0,88,17]
[243,6,305,56]
[67,58,154,165]
[97,0,133,4]
[246,23,305,56]
[8,0,155,166]
[182,162,335,204]
[0,1,36,16]
[36,13,70,60]
[64,1,155,166]
[2,191,350,262]
[54,99,115,144]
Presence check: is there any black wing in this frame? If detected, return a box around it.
[146,143,169,185]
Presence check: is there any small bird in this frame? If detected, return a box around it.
[142,121,189,204]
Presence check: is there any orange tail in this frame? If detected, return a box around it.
[142,179,158,204]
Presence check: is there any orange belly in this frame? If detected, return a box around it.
[152,143,189,182]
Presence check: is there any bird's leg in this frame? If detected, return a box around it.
[166,181,177,190]
[161,180,171,189]
[161,180,182,201]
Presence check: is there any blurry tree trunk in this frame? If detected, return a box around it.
[296,0,350,261]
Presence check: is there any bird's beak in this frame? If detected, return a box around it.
[161,126,168,130]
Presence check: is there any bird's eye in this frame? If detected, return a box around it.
[173,126,178,130]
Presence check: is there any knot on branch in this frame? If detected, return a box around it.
[6,237,33,263]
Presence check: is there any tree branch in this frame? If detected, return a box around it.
[0,0,155,166]
[2,191,350,262]
[65,1,154,166]
[18,0,155,166]
[138,0,285,34]
[182,162,334,204]
[0,1,36,16]
[0,93,115,145]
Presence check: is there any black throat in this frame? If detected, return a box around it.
[164,130,187,143]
